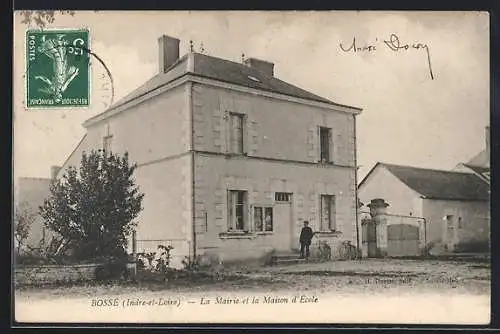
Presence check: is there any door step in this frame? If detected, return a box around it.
[270,251,307,266]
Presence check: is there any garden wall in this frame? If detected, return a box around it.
[15,263,100,285]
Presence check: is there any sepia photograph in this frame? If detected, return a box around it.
[12,10,490,324]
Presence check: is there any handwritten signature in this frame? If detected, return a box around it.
[339,34,434,80]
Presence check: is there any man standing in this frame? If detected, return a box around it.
[299,221,314,259]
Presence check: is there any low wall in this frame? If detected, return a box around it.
[15,263,100,286]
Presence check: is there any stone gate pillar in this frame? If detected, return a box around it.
[367,198,390,257]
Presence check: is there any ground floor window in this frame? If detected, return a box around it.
[320,194,336,231]
[228,190,248,231]
[254,206,273,232]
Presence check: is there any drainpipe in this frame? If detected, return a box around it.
[188,81,197,261]
[353,114,361,259]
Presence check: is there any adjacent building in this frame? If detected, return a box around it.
[358,127,490,254]
[57,34,362,266]
[14,176,52,250]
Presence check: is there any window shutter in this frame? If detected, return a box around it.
[331,196,337,230]
[247,119,259,156]
[224,112,230,154]
[319,195,324,231]
[316,126,321,162]
[242,115,248,155]
[243,192,249,231]
[328,129,334,163]
[229,115,236,154]
[307,127,319,162]
[227,190,233,231]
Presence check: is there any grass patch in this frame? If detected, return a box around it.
[281,270,421,278]
[15,270,290,296]
[469,263,491,269]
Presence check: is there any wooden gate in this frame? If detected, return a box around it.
[387,224,419,257]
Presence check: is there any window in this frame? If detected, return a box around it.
[228,190,248,231]
[319,127,332,163]
[229,113,245,154]
[458,217,463,229]
[254,206,273,232]
[103,135,113,152]
[320,195,336,231]
[445,215,454,230]
[275,192,292,202]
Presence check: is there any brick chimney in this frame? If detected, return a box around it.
[244,57,274,76]
[485,126,490,152]
[158,35,180,73]
[50,165,61,179]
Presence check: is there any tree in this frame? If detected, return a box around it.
[18,11,76,28]
[14,203,36,254]
[40,150,144,261]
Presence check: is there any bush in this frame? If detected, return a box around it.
[453,239,490,253]
[181,255,202,271]
[15,253,56,265]
[420,242,435,256]
[338,240,357,260]
[135,245,174,282]
[95,260,128,281]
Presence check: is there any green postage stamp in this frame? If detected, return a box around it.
[25,29,90,108]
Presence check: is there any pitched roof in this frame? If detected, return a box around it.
[463,163,490,183]
[360,162,490,201]
[98,53,361,115]
[463,164,489,175]
[465,149,490,168]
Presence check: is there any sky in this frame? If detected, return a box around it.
[13,11,490,181]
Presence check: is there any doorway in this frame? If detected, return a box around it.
[273,192,294,251]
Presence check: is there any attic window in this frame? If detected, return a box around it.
[247,75,260,82]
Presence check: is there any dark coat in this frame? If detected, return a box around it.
[299,226,314,244]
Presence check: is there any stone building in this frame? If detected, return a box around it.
[58,34,362,266]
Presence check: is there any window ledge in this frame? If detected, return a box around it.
[219,232,255,239]
[315,230,342,236]
[224,153,248,158]
[218,231,274,239]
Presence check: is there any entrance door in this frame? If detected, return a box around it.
[443,214,457,251]
[274,203,293,251]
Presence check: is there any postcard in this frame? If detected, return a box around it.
[13,10,490,325]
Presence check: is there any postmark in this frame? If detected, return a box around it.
[26,28,91,108]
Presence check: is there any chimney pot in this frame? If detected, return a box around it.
[158,35,180,73]
[244,57,274,76]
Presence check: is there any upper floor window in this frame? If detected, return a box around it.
[228,190,248,231]
[229,113,245,155]
[103,135,113,153]
[319,127,332,163]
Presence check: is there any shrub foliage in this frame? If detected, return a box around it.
[40,150,144,262]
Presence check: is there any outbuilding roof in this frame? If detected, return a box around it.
[359,162,490,201]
